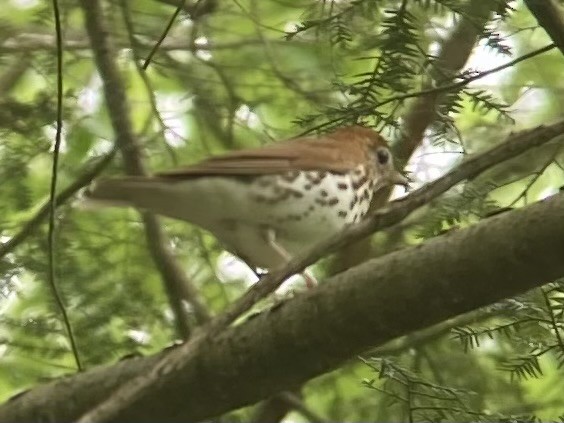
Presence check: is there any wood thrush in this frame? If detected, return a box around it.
[84,126,407,286]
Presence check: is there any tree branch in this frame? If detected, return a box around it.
[2,187,564,422]
[524,0,564,56]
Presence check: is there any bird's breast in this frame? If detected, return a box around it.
[249,165,376,239]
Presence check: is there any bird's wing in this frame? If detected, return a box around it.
[157,128,372,179]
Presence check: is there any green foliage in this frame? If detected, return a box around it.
[0,0,563,421]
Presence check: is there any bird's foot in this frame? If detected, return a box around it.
[302,271,318,289]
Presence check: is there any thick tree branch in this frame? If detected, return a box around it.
[78,0,210,332]
[2,188,564,422]
[524,0,564,56]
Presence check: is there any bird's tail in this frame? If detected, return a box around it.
[78,177,163,210]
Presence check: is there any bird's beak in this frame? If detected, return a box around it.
[389,170,410,190]
[373,170,410,193]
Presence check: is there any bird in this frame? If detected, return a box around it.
[84,125,408,287]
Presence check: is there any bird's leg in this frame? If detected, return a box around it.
[264,228,317,289]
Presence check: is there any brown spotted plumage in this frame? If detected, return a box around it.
[84,125,408,286]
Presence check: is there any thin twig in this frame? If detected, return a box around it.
[48,0,82,372]
[370,307,500,357]
[246,0,323,104]
[142,0,187,69]
[119,0,180,164]
[300,43,556,136]
[540,288,564,358]
[156,0,215,16]
[0,151,116,259]
[508,144,561,207]
[364,44,556,121]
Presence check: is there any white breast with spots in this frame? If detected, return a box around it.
[248,165,376,259]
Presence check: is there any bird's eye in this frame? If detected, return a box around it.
[376,148,390,165]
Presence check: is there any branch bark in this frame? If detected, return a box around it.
[524,0,564,56]
[2,189,563,422]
